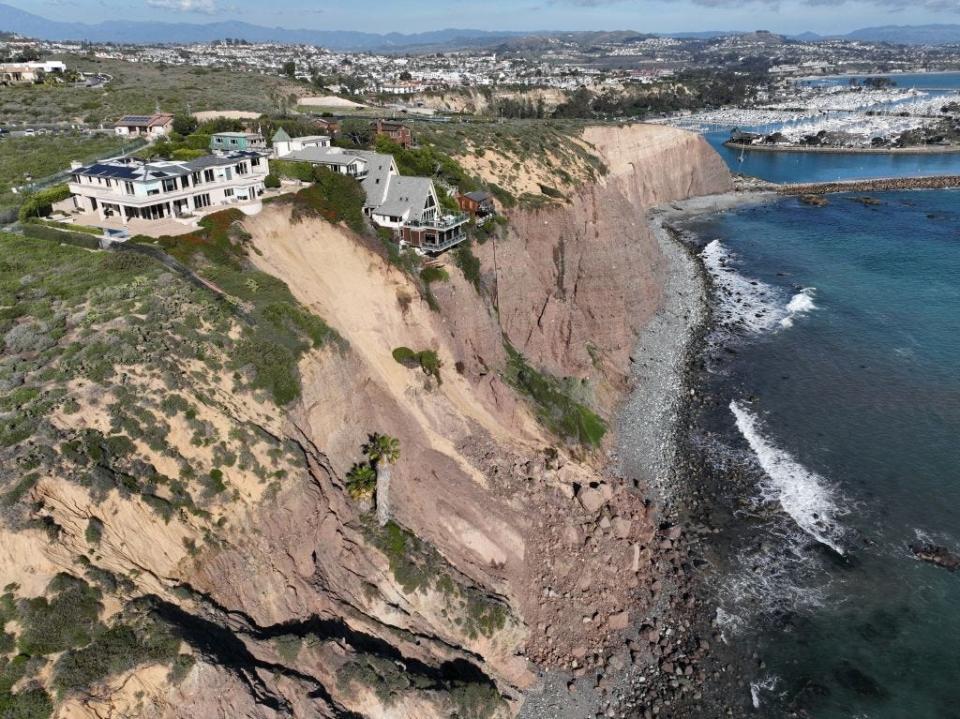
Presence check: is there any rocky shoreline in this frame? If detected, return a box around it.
[518,189,773,719]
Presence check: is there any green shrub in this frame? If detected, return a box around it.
[271,160,314,183]
[264,173,281,189]
[171,148,206,161]
[17,575,103,656]
[488,183,516,210]
[392,347,442,385]
[84,518,104,545]
[391,346,418,367]
[288,167,367,234]
[453,243,482,292]
[17,185,72,222]
[53,615,179,694]
[202,468,227,496]
[19,223,100,250]
[419,266,449,285]
[184,134,211,151]
[503,343,606,447]
[0,686,53,719]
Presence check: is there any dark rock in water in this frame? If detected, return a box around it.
[833,660,889,699]
[799,194,829,207]
[910,542,960,572]
[850,195,882,207]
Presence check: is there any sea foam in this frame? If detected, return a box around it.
[730,401,846,555]
[701,240,817,334]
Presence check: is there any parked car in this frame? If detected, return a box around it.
[23,128,35,136]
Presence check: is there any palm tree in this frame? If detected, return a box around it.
[345,462,376,501]
[363,433,400,526]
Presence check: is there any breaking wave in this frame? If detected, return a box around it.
[730,401,846,555]
[751,675,779,709]
[701,240,817,334]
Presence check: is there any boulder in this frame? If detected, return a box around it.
[578,488,606,513]
[607,611,630,631]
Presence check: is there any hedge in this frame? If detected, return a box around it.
[21,222,101,250]
[18,184,72,222]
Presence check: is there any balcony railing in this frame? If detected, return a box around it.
[405,212,469,231]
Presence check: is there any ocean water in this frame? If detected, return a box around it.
[683,191,960,717]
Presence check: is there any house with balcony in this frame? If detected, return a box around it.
[210,131,266,153]
[68,151,269,224]
[456,190,496,219]
[276,144,467,254]
[114,113,175,138]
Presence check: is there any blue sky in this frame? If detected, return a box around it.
[12,0,960,35]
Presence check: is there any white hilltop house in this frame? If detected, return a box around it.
[272,128,331,158]
[276,134,468,253]
[68,151,269,224]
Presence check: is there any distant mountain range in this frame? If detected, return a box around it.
[0,3,528,51]
[4,2,960,50]
[807,25,960,45]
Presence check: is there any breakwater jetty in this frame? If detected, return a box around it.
[779,175,960,196]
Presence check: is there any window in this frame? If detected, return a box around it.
[193,193,211,210]
[147,188,160,196]
[105,179,112,188]
[251,157,261,167]
[224,188,234,198]
[124,181,135,195]
[162,178,178,193]
[180,176,190,189]
[192,171,202,185]
[204,169,215,183]
[235,162,248,176]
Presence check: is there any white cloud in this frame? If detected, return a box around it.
[146,0,218,13]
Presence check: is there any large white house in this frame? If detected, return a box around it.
[68,151,269,224]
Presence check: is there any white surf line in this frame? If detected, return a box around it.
[730,401,846,555]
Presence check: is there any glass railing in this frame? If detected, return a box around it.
[406,213,468,230]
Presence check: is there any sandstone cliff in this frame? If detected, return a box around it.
[0,124,730,719]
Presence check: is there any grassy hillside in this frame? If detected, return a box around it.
[0,133,132,216]
[0,55,304,126]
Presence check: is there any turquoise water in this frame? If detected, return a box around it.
[705,131,960,183]
[685,191,960,717]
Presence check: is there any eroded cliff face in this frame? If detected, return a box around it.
[487,125,732,411]
[0,124,730,719]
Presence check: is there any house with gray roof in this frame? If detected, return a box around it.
[68,151,269,224]
[279,142,467,253]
